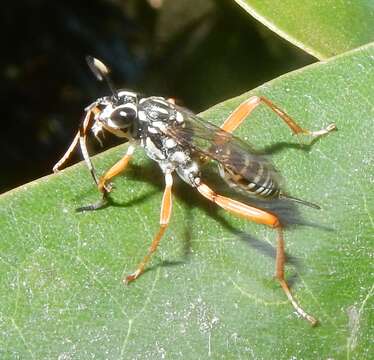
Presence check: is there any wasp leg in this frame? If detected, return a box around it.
[78,110,100,186]
[78,144,136,212]
[98,144,136,194]
[197,183,280,226]
[53,131,80,173]
[196,182,318,325]
[75,110,103,212]
[275,228,318,326]
[53,108,99,184]
[125,171,173,284]
[221,96,336,139]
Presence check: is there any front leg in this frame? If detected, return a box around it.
[53,108,97,179]
[78,144,135,212]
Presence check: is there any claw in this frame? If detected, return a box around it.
[309,122,337,138]
[104,182,114,193]
[99,178,115,194]
[124,269,143,285]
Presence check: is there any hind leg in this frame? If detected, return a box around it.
[197,181,318,325]
[221,96,336,139]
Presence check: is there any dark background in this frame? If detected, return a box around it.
[1,0,315,193]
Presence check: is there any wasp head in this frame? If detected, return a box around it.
[86,56,139,140]
[90,90,139,140]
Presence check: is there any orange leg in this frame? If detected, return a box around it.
[98,144,135,193]
[77,144,136,212]
[221,96,336,138]
[125,171,173,284]
[275,228,318,325]
[197,182,317,325]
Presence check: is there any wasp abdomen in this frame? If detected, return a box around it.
[218,159,280,198]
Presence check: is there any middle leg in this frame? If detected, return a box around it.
[125,171,173,284]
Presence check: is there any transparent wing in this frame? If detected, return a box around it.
[167,107,255,159]
[166,107,282,188]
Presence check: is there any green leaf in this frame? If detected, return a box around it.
[1,43,373,358]
[235,0,374,59]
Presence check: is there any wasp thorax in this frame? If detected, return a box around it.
[139,97,175,122]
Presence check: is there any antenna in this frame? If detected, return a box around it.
[86,56,118,100]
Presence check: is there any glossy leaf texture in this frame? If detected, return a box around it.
[235,0,374,59]
[0,43,373,359]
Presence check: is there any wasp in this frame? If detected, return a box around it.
[54,57,336,325]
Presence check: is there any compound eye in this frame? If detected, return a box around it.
[110,106,136,128]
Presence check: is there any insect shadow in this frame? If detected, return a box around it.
[174,164,333,286]
[87,149,333,284]
[255,135,328,156]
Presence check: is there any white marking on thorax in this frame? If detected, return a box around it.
[152,121,166,131]
[138,110,147,121]
[164,138,177,149]
[170,151,188,163]
[139,97,168,105]
[148,127,158,134]
[176,111,184,123]
[146,137,165,159]
[154,106,169,115]
[151,98,169,106]
[118,90,137,97]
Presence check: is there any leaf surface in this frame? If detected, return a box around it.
[0,43,373,359]
[235,0,374,59]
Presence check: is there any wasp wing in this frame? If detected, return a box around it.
[166,108,282,195]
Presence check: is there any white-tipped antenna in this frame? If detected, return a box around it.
[86,56,118,100]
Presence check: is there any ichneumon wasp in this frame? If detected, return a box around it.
[54,57,336,325]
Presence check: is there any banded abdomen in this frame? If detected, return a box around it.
[217,145,280,198]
